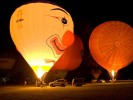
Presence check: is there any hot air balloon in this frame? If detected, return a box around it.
[52,34,84,71]
[0,58,15,70]
[44,34,84,83]
[90,61,102,82]
[0,52,16,84]
[89,21,133,81]
[0,52,16,70]
[86,52,103,82]
[10,1,74,81]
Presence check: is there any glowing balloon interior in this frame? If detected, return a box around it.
[109,70,117,81]
[10,2,74,78]
[89,21,133,80]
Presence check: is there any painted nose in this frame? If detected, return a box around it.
[62,30,75,47]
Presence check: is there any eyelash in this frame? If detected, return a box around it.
[44,15,67,24]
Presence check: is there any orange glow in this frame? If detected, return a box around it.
[52,34,84,71]
[89,21,133,79]
[62,30,75,46]
[109,70,117,81]
[10,2,74,78]
[111,70,115,78]
[32,62,54,78]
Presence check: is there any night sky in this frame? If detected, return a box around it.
[0,0,133,83]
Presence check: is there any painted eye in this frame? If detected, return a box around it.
[61,18,67,24]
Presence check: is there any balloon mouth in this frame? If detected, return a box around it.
[36,67,46,78]
[31,60,55,79]
[32,65,54,79]
[46,34,66,57]
[108,70,118,81]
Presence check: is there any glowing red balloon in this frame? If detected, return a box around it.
[52,34,84,71]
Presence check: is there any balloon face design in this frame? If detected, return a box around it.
[48,35,83,80]
[10,2,74,78]
[51,34,84,71]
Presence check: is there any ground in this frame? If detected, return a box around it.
[0,81,133,100]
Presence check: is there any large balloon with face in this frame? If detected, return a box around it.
[10,2,74,78]
[45,34,84,81]
[89,21,133,80]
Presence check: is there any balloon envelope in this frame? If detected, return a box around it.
[0,52,16,70]
[10,2,74,78]
[0,58,15,70]
[89,21,133,76]
[51,34,84,71]
[45,35,83,81]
